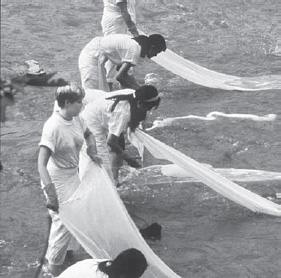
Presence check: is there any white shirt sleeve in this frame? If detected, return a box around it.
[108,101,131,137]
[39,119,56,153]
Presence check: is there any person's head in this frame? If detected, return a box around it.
[106,85,160,131]
[99,248,148,278]
[133,34,166,59]
[55,83,85,116]
[134,85,160,111]
[146,34,167,58]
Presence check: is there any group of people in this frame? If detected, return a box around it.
[37,1,167,277]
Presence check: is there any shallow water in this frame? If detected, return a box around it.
[1,1,281,277]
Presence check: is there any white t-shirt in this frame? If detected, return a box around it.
[58,259,108,278]
[39,112,87,169]
[103,0,137,22]
[82,89,133,137]
[83,34,141,67]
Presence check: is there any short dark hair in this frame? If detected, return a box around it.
[55,83,85,108]
[135,85,161,110]
[110,248,148,278]
[148,34,167,52]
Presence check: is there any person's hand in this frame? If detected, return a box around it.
[124,156,141,168]
[44,183,59,212]
[87,145,102,166]
[90,154,103,166]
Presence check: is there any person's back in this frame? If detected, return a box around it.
[58,259,107,278]
[82,89,133,131]
[58,248,148,278]
[81,34,141,66]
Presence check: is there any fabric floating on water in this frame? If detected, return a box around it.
[152,49,281,91]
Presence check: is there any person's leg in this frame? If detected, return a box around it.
[46,211,72,277]
[78,48,101,91]
[109,133,125,187]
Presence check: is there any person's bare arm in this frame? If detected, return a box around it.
[38,146,52,186]
[117,2,139,37]
[107,133,140,168]
[84,128,102,165]
[116,62,140,90]
[38,146,59,211]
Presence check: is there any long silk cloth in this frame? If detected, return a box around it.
[59,150,181,278]
[129,130,281,216]
[59,131,280,278]
[152,49,281,91]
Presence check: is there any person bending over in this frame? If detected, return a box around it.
[81,85,160,187]
[101,0,139,89]
[78,34,166,92]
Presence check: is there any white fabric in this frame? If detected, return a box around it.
[58,259,107,278]
[129,130,281,217]
[146,112,277,131]
[58,129,280,278]
[46,208,79,266]
[60,153,181,278]
[152,49,281,91]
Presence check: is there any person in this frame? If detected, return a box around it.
[101,0,139,90]
[78,33,166,92]
[101,0,139,37]
[38,83,102,277]
[81,85,161,187]
[58,248,148,278]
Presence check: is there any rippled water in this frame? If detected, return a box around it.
[1,1,281,277]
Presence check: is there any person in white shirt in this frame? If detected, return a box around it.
[102,0,138,37]
[101,0,139,90]
[38,84,102,277]
[81,85,160,186]
[78,33,166,92]
[58,248,148,278]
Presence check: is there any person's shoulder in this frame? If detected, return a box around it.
[43,113,59,128]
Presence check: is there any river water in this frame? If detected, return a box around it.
[1,0,281,277]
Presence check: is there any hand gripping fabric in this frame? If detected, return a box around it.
[59,151,181,278]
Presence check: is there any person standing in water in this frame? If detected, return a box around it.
[81,85,161,187]
[101,0,139,91]
[38,84,102,276]
[78,33,166,92]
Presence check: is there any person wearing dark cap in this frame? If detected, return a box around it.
[58,248,148,278]
[81,85,161,187]
[78,33,166,92]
